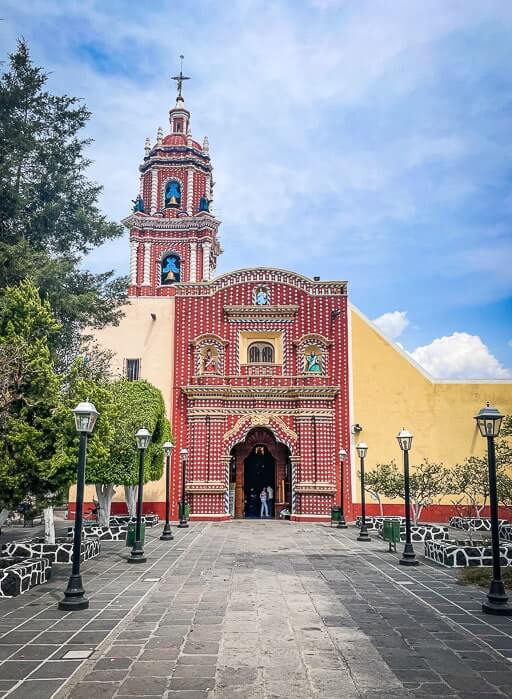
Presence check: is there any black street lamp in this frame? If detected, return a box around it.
[59,399,98,611]
[397,428,418,567]
[128,426,151,564]
[178,448,189,528]
[160,441,174,541]
[475,403,512,616]
[337,448,348,528]
[357,442,370,542]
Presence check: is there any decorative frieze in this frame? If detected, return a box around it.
[224,305,299,321]
[295,482,336,494]
[185,481,226,494]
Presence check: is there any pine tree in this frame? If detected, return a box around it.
[0,40,127,361]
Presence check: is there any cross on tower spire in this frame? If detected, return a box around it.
[171,55,190,101]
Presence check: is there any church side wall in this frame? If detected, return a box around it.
[350,305,512,521]
[69,298,175,515]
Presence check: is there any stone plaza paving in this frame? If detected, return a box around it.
[1,522,512,698]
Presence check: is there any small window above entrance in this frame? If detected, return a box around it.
[248,341,274,364]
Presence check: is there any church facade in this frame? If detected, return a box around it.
[83,79,512,523]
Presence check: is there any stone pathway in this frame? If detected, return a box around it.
[1,521,512,698]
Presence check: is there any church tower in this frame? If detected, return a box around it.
[123,58,221,296]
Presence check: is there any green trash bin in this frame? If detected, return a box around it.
[178,502,190,521]
[331,506,342,526]
[126,521,146,547]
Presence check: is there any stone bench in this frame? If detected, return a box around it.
[67,525,127,541]
[449,516,509,532]
[377,522,449,543]
[355,516,406,531]
[1,536,101,564]
[109,514,159,528]
[0,556,52,597]
[425,538,512,568]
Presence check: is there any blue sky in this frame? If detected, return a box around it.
[2,0,512,379]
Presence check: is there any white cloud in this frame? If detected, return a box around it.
[411,332,511,379]
[373,310,409,339]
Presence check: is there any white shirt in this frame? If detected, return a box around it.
[267,486,274,499]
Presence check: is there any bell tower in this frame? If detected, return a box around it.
[123,58,221,296]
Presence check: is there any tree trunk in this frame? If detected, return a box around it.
[95,484,116,527]
[412,503,423,525]
[43,507,55,544]
[124,485,137,518]
[0,509,9,527]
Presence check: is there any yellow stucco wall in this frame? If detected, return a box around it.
[74,297,175,506]
[349,305,512,503]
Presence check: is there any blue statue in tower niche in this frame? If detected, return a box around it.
[165,180,181,208]
[161,254,181,284]
[199,195,210,212]
[132,195,145,213]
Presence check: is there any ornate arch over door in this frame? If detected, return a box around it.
[229,427,292,518]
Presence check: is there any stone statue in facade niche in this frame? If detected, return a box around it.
[255,287,269,305]
[305,349,322,373]
[203,348,218,373]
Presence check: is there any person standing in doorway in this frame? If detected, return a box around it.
[266,484,274,518]
[260,488,269,518]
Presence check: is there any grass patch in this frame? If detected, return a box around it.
[458,566,512,588]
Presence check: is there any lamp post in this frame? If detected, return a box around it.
[357,443,370,542]
[160,441,174,541]
[474,403,512,616]
[128,427,151,564]
[59,400,98,611]
[178,448,189,528]
[337,448,348,528]
[397,428,418,566]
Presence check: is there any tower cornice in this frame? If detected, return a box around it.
[122,213,221,232]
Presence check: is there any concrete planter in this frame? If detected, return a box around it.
[0,556,52,597]
[355,516,406,531]
[425,539,512,568]
[377,522,449,543]
[67,525,127,541]
[109,514,159,528]
[1,536,101,564]
[501,525,512,542]
[449,516,509,532]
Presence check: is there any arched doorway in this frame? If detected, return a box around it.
[230,427,292,519]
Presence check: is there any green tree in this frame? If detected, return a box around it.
[0,40,127,362]
[0,279,63,538]
[452,415,512,514]
[367,460,449,524]
[52,355,118,527]
[110,379,171,516]
[447,457,491,518]
[362,463,401,516]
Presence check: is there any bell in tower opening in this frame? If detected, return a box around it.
[161,254,181,284]
[165,180,181,208]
